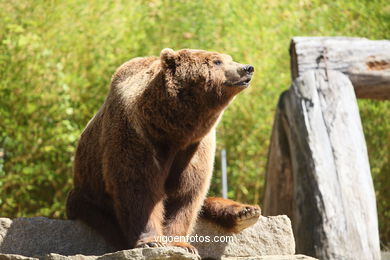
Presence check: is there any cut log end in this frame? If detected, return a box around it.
[289,37,390,100]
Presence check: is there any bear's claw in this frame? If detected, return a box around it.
[234,205,261,231]
[237,206,261,219]
[136,238,167,249]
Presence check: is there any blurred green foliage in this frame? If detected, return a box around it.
[0,0,389,248]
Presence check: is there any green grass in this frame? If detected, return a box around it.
[0,0,389,248]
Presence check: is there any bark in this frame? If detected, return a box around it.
[263,69,380,260]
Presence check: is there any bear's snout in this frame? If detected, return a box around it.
[238,64,254,78]
[243,65,254,74]
[224,63,254,88]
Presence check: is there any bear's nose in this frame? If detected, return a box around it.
[243,65,254,74]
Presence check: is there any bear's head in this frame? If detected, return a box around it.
[160,48,254,108]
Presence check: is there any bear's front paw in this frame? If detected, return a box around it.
[135,237,167,248]
[232,204,261,232]
[201,197,261,233]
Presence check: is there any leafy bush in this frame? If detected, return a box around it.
[0,0,389,247]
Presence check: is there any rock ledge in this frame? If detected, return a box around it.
[0,215,317,259]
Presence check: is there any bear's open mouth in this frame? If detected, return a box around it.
[230,77,252,87]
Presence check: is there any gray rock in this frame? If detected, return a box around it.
[192,216,295,259]
[222,255,317,260]
[44,247,199,260]
[0,253,318,260]
[0,215,295,259]
[0,217,114,257]
[0,254,37,260]
[382,251,390,260]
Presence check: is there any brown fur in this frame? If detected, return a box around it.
[200,197,261,233]
[66,48,258,253]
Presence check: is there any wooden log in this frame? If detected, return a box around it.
[290,37,390,100]
[263,70,380,260]
[262,92,294,220]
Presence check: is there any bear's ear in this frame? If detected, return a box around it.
[160,48,177,70]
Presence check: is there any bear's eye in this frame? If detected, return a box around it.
[213,60,222,65]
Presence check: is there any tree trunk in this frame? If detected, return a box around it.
[263,69,380,260]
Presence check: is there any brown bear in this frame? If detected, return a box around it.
[66,48,260,254]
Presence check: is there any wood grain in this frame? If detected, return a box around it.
[290,37,390,100]
[263,70,380,260]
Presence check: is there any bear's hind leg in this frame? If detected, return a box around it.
[66,188,127,250]
[103,147,167,249]
[200,197,261,233]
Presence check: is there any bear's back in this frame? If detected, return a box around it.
[111,56,159,88]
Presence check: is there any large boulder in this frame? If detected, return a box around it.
[0,247,199,260]
[0,215,310,260]
[0,252,318,260]
[43,248,200,260]
[192,216,295,259]
[0,217,113,257]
